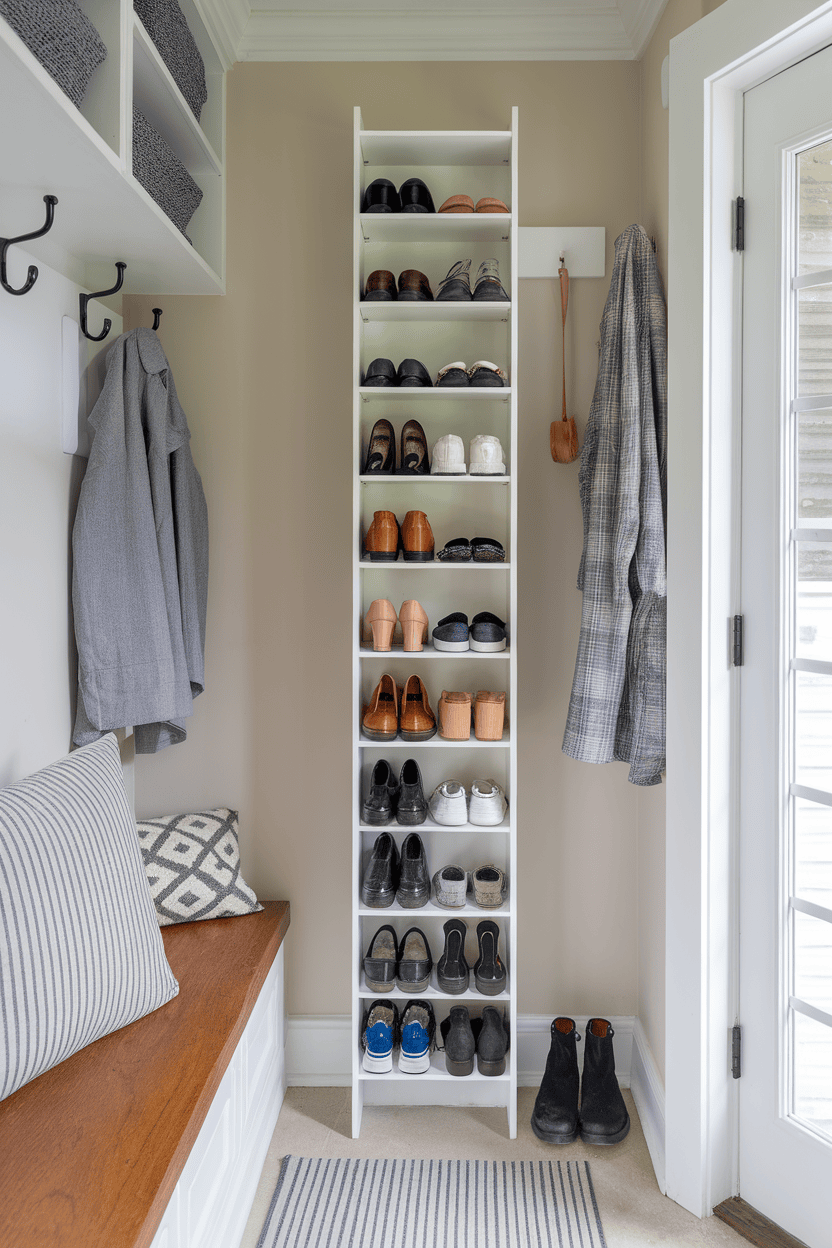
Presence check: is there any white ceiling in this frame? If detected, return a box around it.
[195,0,671,67]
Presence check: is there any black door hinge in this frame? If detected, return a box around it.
[732,1023,742,1079]
[732,615,744,667]
[735,197,745,252]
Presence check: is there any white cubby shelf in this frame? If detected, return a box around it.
[352,108,519,1135]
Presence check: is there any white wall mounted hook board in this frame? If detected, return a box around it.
[518,227,605,278]
[61,305,122,457]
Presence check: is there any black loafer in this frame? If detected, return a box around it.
[362,758,400,823]
[364,924,399,992]
[362,178,401,213]
[396,832,430,908]
[397,358,432,387]
[397,926,432,992]
[397,757,428,824]
[436,362,470,387]
[432,611,470,651]
[361,832,401,907]
[363,358,397,387]
[363,419,395,474]
[470,611,507,651]
[399,419,429,475]
[399,177,435,213]
[437,538,472,563]
[471,537,505,563]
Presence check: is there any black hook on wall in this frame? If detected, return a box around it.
[80,261,127,341]
[0,195,59,296]
[151,307,162,330]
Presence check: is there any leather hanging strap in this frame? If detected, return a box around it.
[559,264,569,422]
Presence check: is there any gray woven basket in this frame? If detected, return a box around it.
[134,0,207,121]
[133,106,203,240]
[0,0,106,109]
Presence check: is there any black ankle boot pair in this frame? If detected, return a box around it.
[531,1017,630,1146]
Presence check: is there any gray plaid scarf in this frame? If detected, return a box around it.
[562,224,667,786]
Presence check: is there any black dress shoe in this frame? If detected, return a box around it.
[399,177,435,213]
[362,178,401,213]
[437,918,469,993]
[530,1018,580,1143]
[397,926,432,992]
[362,758,400,823]
[364,924,398,992]
[474,919,507,995]
[475,1007,509,1076]
[396,757,427,824]
[399,420,429,475]
[579,1019,630,1145]
[363,358,397,387]
[361,831,400,907]
[397,359,432,388]
[441,1006,475,1076]
[396,832,429,908]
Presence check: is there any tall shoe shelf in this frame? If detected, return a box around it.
[351,108,519,1137]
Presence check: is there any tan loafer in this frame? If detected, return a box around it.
[365,599,398,651]
[399,600,429,652]
[400,675,436,741]
[364,510,399,562]
[363,674,399,741]
[401,510,434,563]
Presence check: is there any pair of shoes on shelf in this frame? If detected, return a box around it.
[437,536,505,562]
[438,919,506,995]
[437,690,506,741]
[364,270,433,302]
[363,358,432,388]
[364,599,428,652]
[364,924,432,993]
[361,999,437,1074]
[531,1018,630,1146]
[438,195,509,215]
[362,831,429,908]
[441,1005,509,1076]
[364,510,434,562]
[429,779,508,826]
[436,361,507,388]
[433,611,507,652]
[363,178,435,214]
[437,259,509,302]
[364,419,429,474]
[363,674,436,741]
[362,757,427,825]
[431,434,506,476]
[433,865,508,911]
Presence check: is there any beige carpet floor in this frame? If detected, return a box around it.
[240,1088,747,1248]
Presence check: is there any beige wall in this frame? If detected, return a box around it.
[128,60,650,1021]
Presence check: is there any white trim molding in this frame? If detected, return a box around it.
[193,0,251,69]
[630,1019,666,1194]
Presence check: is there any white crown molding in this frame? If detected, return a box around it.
[192,0,251,69]
[618,0,670,58]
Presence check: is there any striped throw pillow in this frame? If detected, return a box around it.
[0,735,179,1101]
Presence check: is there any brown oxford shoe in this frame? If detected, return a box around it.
[364,270,397,301]
[401,510,434,563]
[363,674,399,741]
[365,510,399,562]
[397,269,434,302]
[400,675,437,741]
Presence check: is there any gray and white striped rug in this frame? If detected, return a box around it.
[257,1157,606,1248]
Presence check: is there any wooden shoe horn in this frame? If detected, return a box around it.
[551,261,580,464]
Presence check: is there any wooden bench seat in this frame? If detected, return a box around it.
[0,900,290,1248]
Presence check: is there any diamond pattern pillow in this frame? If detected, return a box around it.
[136,808,262,927]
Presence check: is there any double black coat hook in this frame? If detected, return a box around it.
[80,261,127,341]
[151,307,162,330]
[0,194,58,296]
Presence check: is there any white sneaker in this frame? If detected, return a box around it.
[468,779,507,826]
[431,433,466,475]
[469,434,506,476]
[429,780,468,825]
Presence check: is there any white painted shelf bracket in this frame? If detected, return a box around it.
[518,227,605,278]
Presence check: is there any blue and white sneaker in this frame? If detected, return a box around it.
[362,1001,398,1073]
[398,1000,435,1074]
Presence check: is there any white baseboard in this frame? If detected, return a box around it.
[629,1018,666,1194]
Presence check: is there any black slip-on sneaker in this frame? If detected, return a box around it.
[362,178,401,213]
[399,177,435,213]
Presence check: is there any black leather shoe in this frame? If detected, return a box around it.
[362,178,401,213]
[399,420,429,475]
[396,757,427,824]
[396,832,429,908]
[363,419,395,475]
[397,359,432,388]
[474,919,507,995]
[531,1018,580,1143]
[579,1019,630,1144]
[361,831,400,907]
[399,177,435,213]
[475,1006,509,1076]
[441,1006,475,1076]
[436,260,472,301]
[363,358,397,387]
[362,758,400,824]
[437,918,469,993]
[364,924,398,992]
[397,926,432,992]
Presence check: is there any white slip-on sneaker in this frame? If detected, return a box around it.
[468,779,508,826]
[431,433,466,475]
[469,434,506,476]
[432,865,468,908]
[428,780,468,826]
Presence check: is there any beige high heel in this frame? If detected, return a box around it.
[399,600,429,652]
[365,599,397,651]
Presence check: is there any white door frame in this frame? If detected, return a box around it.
[667,0,832,1221]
